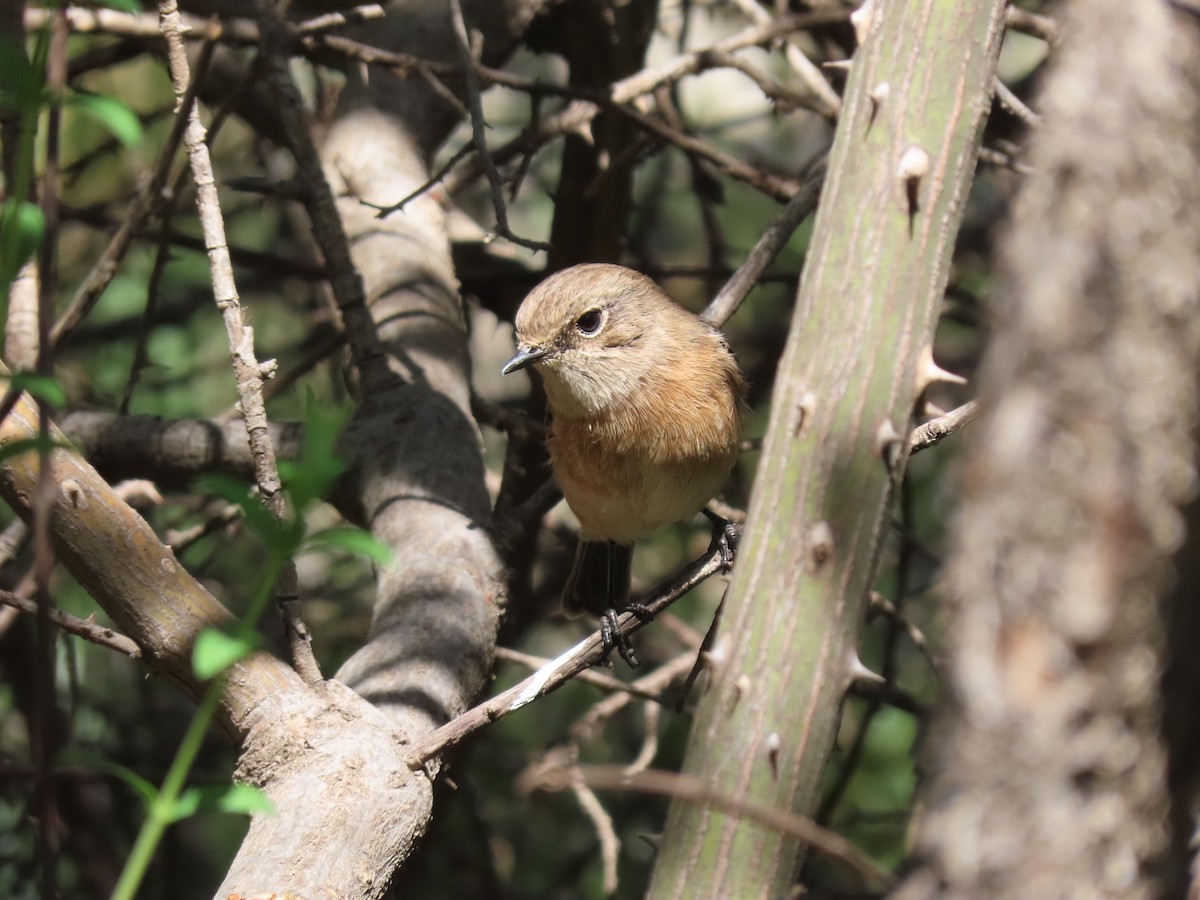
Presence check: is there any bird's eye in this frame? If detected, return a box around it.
[575,309,604,336]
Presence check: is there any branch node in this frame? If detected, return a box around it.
[732,673,751,704]
[765,731,781,780]
[60,478,86,509]
[793,390,816,437]
[897,144,930,226]
[873,417,902,475]
[868,81,890,128]
[805,520,835,573]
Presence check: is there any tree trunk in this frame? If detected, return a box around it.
[647,0,1006,896]
[895,2,1200,897]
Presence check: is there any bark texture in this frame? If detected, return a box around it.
[647,0,1006,896]
[896,2,1200,897]
[214,2,548,896]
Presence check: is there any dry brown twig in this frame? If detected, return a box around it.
[434,9,850,202]
[0,588,141,657]
[909,399,979,454]
[523,764,895,890]
[448,0,549,252]
[703,159,825,325]
[406,538,729,768]
[159,0,320,685]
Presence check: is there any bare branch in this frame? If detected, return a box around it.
[0,589,141,657]
[406,538,729,767]
[525,764,895,890]
[160,0,320,684]
[908,399,979,454]
[703,161,824,325]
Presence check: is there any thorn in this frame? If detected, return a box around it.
[732,673,751,704]
[822,59,853,72]
[868,81,889,128]
[706,636,730,671]
[851,0,876,46]
[915,344,967,394]
[875,419,904,475]
[923,399,949,418]
[805,521,835,573]
[765,732,781,780]
[793,390,816,437]
[638,832,663,851]
[571,120,595,145]
[848,651,886,685]
[897,145,930,231]
[875,419,902,457]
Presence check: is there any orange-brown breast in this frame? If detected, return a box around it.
[548,342,744,545]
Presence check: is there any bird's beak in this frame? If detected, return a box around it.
[502,344,551,375]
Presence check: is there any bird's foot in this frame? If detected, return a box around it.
[599,606,652,668]
[702,509,741,570]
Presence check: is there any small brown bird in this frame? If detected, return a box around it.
[502,263,746,664]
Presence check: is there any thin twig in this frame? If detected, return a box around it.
[407,539,729,768]
[437,9,850,201]
[50,26,218,347]
[724,0,841,116]
[622,702,661,776]
[867,589,936,669]
[703,158,825,325]
[908,399,979,453]
[0,589,141,657]
[160,0,321,685]
[253,0,389,396]
[526,764,896,889]
[448,0,549,252]
[34,14,71,893]
[167,503,242,553]
[571,777,621,895]
[1004,5,1058,44]
[494,646,667,703]
[295,4,384,35]
[994,78,1040,128]
[570,649,697,745]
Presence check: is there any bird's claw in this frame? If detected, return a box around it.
[703,509,740,570]
[600,607,641,668]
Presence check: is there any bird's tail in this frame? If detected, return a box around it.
[563,540,633,618]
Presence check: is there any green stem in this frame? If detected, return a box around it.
[110,556,284,900]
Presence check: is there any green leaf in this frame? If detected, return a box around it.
[0,38,43,110]
[304,526,393,566]
[8,371,67,407]
[93,0,143,12]
[0,199,45,290]
[68,91,143,149]
[193,473,303,555]
[170,783,275,823]
[62,756,158,807]
[192,626,259,680]
[278,390,350,512]
[0,435,71,466]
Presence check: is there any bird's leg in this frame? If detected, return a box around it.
[702,508,741,570]
[599,540,641,668]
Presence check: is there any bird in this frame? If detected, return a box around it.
[501,263,746,665]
